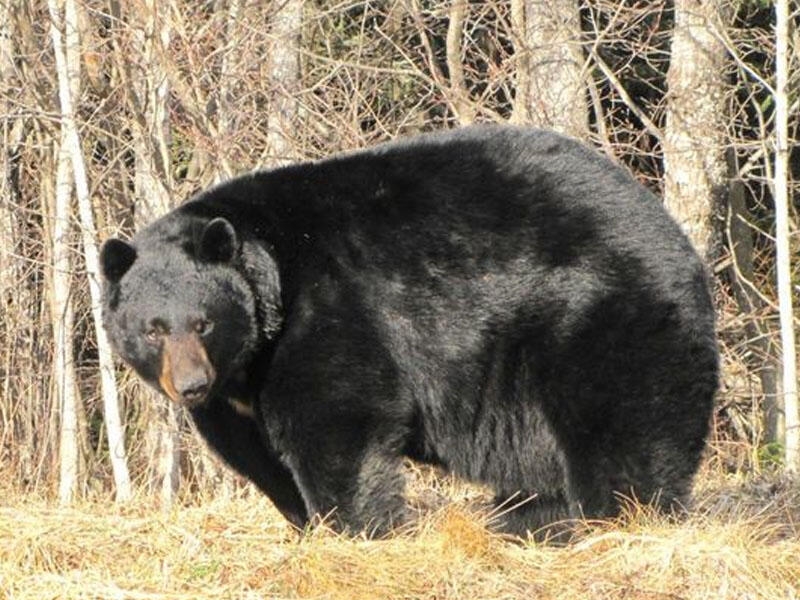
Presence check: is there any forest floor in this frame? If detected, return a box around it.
[1,463,799,600]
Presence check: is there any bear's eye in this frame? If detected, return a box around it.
[144,325,165,345]
[195,319,214,336]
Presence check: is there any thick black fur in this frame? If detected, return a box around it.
[100,126,718,538]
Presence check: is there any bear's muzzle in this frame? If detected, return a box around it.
[158,334,216,408]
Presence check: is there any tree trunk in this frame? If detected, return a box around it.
[0,0,20,308]
[48,0,81,505]
[511,0,588,139]
[263,0,302,166]
[214,0,243,182]
[773,0,798,472]
[132,0,172,221]
[69,0,133,503]
[727,150,780,447]
[49,0,133,502]
[446,0,475,125]
[53,135,80,505]
[663,0,728,261]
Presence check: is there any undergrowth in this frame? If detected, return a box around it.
[1,467,799,599]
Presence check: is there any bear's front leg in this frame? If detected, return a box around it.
[280,416,409,536]
[262,313,411,537]
[189,397,309,530]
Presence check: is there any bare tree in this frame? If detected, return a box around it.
[772,0,798,472]
[213,0,243,181]
[0,0,20,306]
[48,0,81,505]
[446,0,475,125]
[726,151,781,447]
[511,0,588,138]
[263,0,303,166]
[0,3,19,473]
[662,0,729,261]
[50,0,132,502]
[52,140,80,505]
[713,0,799,459]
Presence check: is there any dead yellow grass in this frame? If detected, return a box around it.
[1,474,799,600]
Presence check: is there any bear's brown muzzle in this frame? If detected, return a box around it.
[158,334,216,407]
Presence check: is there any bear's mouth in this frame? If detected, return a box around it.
[158,334,217,408]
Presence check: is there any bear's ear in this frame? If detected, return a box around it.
[100,238,137,283]
[198,217,238,263]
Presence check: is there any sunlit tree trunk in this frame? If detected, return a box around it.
[0,2,19,473]
[0,0,19,307]
[214,0,243,182]
[130,1,172,218]
[69,0,132,503]
[48,0,81,505]
[511,0,588,139]
[663,0,729,261]
[263,0,302,166]
[53,136,80,505]
[773,0,798,472]
[446,0,475,125]
[49,0,132,502]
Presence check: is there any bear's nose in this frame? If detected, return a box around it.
[178,378,210,405]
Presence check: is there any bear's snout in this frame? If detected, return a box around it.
[158,334,216,408]
[176,374,210,405]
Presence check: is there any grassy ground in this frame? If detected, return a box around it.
[1,468,799,599]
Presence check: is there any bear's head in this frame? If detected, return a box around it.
[100,217,263,408]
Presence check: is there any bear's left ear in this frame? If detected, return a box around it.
[198,217,238,263]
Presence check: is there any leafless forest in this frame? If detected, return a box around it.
[0,0,798,507]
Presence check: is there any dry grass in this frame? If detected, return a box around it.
[1,470,799,600]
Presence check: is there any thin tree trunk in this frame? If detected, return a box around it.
[727,151,781,446]
[510,0,529,126]
[35,139,61,490]
[773,0,798,472]
[263,0,302,166]
[132,0,172,222]
[446,0,474,125]
[48,0,80,505]
[0,0,20,306]
[663,0,728,261]
[53,134,80,505]
[214,0,242,182]
[49,0,132,502]
[511,0,588,139]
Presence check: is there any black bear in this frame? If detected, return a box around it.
[100,125,718,538]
